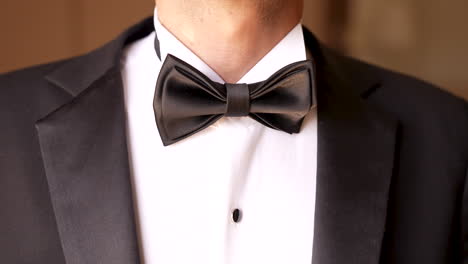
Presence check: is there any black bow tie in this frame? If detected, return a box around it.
[153,54,316,146]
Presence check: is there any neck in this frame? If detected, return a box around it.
[157,0,303,83]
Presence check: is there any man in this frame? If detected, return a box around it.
[0,0,467,263]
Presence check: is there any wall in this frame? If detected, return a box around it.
[1,0,153,72]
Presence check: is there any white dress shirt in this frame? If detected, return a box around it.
[121,8,317,264]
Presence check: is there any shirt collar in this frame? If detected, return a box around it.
[153,8,307,84]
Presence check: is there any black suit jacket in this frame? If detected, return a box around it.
[1,17,468,264]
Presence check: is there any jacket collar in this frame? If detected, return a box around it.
[37,17,396,264]
[45,17,154,97]
[45,18,381,99]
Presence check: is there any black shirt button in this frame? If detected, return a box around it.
[232,208,242,223]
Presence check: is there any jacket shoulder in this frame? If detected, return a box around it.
[0,58,75,123]
[0,58,71,87]
[327,49,468,117]
[331,50,468,156]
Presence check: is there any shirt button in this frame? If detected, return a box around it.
[232,208,242,223]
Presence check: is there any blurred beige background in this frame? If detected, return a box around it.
[1,0,467,98]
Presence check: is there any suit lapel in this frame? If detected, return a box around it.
[305,30,398,264]
[35,17,155,264]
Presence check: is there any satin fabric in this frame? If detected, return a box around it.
[153,54,316,146]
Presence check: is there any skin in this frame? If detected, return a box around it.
[156,0,304,83]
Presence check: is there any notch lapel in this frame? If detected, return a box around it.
[36,68,140,264]
[35,17,155,264]
[305,30,399,264]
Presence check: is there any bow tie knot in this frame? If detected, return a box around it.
[225,83,251,117]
